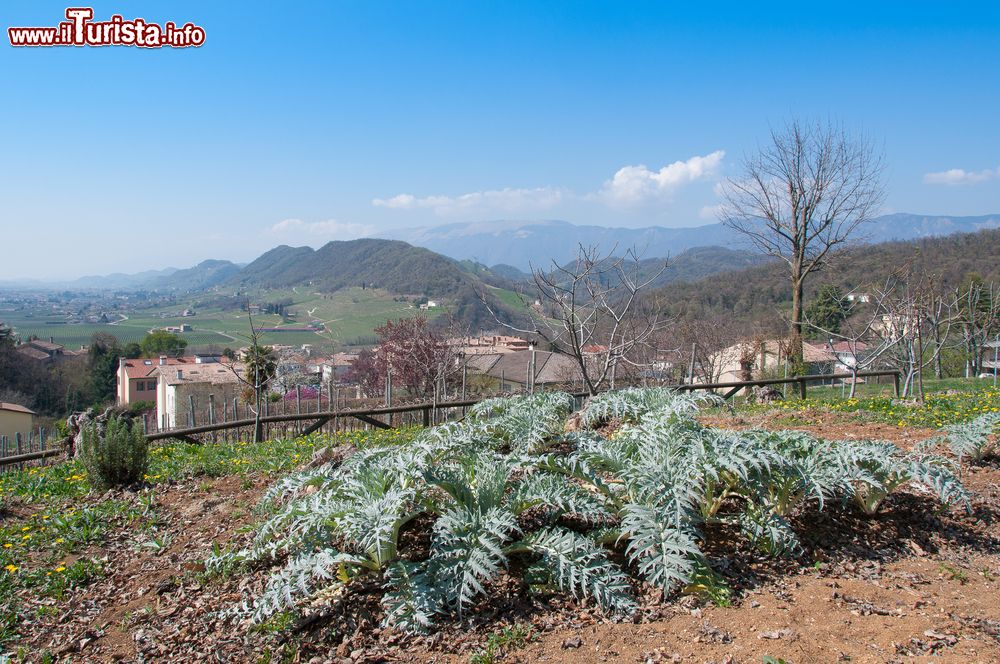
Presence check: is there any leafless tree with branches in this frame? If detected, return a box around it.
[225,309,277,442]
[720,120,885,365]
[482,244,671,395]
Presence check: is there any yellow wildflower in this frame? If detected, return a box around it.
[4,565,17,573]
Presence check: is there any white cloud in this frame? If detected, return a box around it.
[269,218,375,239]
[698,203,726,220]
[372,187,565,216]
[371,150,725,217]
[923,166,999,186]
[596,150,725,206]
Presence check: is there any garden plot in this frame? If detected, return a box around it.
[1,389,998,663]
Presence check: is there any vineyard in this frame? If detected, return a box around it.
[0,387,998,662]
[1,287,449,351]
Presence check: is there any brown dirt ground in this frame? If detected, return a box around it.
[12,417,1000,664]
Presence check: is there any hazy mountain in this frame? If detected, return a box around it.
[382,213,1000,270]
[68,267,180,290]
[149,259,242,292]
[381,219,735,270]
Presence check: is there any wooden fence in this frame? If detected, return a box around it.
[0,370,902,467]
[0,428,63,471]
[145,370,901,444]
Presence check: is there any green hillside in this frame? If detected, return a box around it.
[652,228,1000,323]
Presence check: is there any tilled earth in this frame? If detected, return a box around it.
[11,424,1000,664]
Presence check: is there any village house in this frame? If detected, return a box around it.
[448,334,531,357]
[706,339,838,386]
[152,359,244,429]
[318,352,360,384]
[465,348,583,392]
[15,337,80,363]
[119,355,199,408]
[983,338,1000,375]
[118,354,230,416]
[0,402,35,440]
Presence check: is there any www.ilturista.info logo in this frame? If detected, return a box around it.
[8,8,205,48]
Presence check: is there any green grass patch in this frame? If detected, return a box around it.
[736,379,1000,428]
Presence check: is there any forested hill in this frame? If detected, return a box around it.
[227,238,511,329]
[652,228,1000,322]
[229,239,472,296]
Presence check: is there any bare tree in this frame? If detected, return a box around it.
[721,120,885,364]
[802,284,908,397]
[672,314,745,384]
[868,275,957,401]
[954,277,1000,377]
[226,309,277,442]
[482,245,670,395]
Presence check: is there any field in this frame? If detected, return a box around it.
[1,384,998,663]
[2,287,444,351]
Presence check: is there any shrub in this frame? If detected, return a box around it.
[78,416,149,489]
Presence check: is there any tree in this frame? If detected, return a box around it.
[226,310,277,443]
[346,317,455,399]
[344,348,382,398]
[954,274,999,377]
[483,245,670,395]
[721,120,885,364]
[87,332,122,405]
[140,330,188,357]
[804,285,847,338]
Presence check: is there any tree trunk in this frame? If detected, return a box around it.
[915,319,925,403]
[789,276,805,367]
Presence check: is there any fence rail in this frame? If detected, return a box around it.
[675,369,901,400]
[145,370,901,444]
[0,428,62,470]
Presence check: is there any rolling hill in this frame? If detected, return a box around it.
[650,227,1000,324]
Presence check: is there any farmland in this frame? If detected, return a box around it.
[1,383,998,662]
[0,287,445,352]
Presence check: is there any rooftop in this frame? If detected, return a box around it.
[122,355,229,380]
[0,402,35,415]
[154,362,244,386]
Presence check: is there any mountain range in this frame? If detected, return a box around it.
[2,213,997,298]
[381,213,1000,270]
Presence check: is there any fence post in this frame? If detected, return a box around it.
[893,372,901,398]
[797,376,807,400]
[296,385,302,435]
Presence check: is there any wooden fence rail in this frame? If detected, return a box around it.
[674,369,902,401]
[0,427,62,470]
[145,370,900,444]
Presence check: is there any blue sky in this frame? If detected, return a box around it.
[1,1,998,279]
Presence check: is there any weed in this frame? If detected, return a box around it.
[469,624,533,663]
[939,563,968,584]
